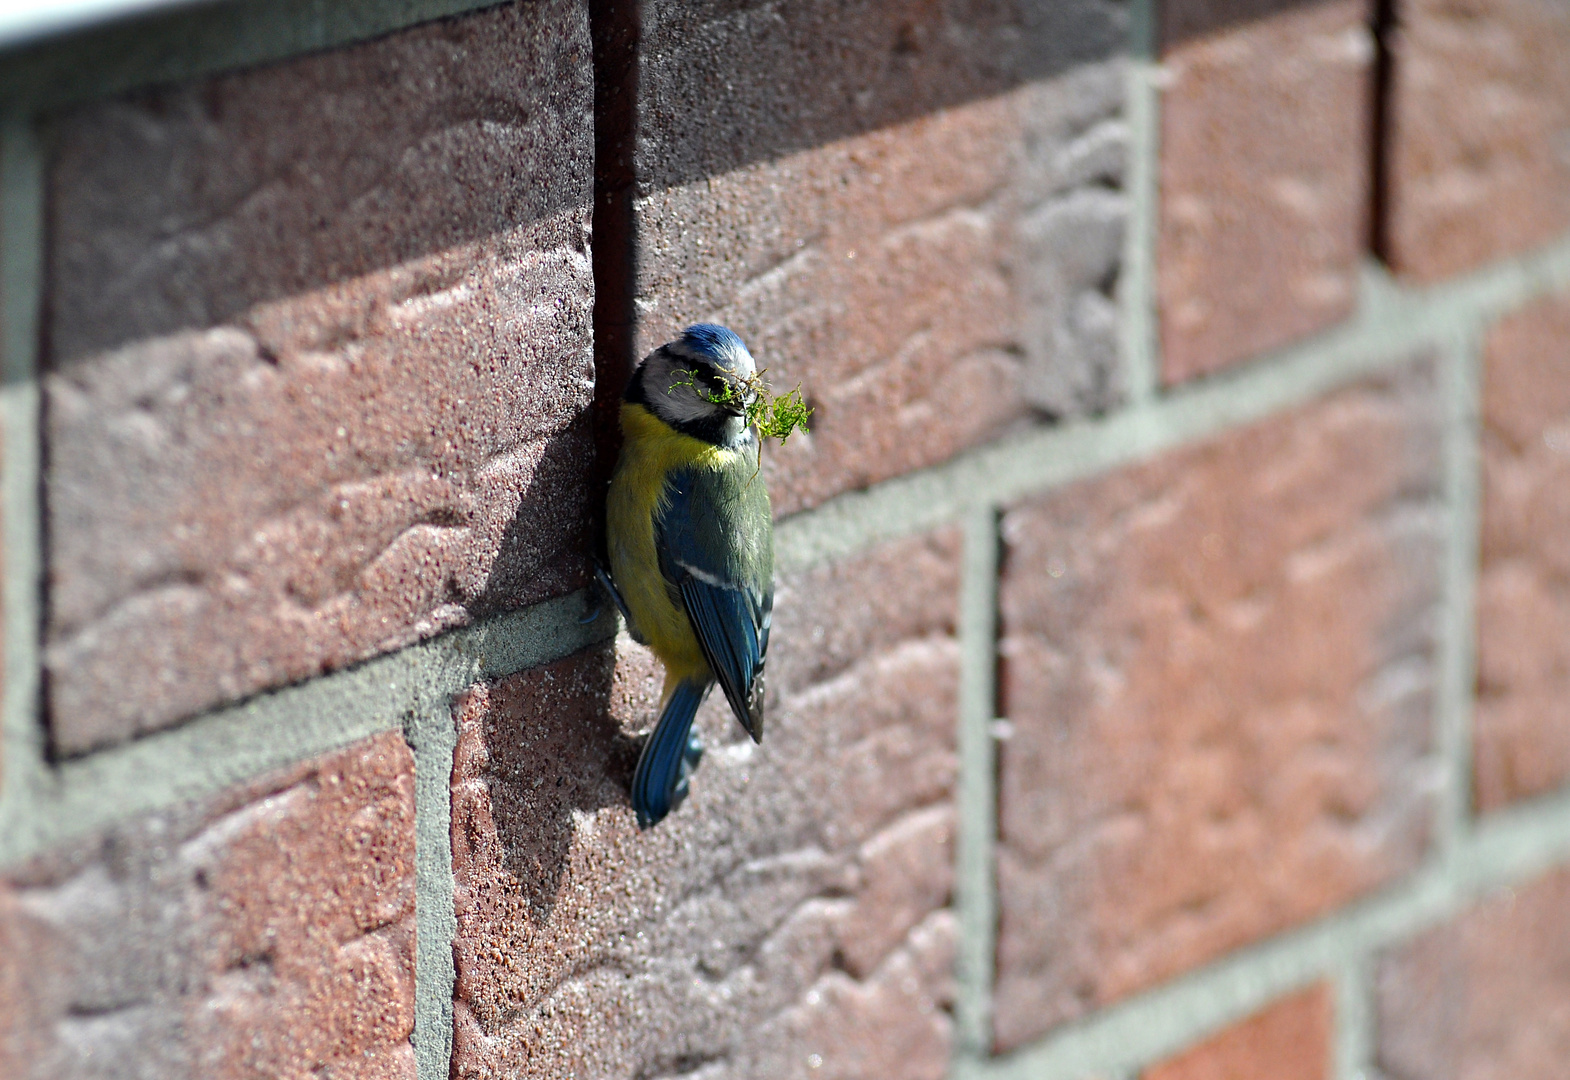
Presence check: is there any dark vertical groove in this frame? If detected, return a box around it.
[588,0,639,563]
[1144,0,1162,59]
[982,508,1006,1058]
[33,125,59,761]
[1368,0,1397,263]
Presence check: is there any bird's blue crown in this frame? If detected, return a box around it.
[674,324,752,370]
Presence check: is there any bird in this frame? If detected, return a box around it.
[600,324,774,828]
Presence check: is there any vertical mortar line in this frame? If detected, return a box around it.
[408,692,460,1080]
[308,0,331,51]
[1435,326,1483,867]
[1118,0,1162,406]
[954,502,1001,1066]
[1334,955,1378,1080]
[0,115,48,829]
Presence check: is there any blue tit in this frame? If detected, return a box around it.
[600,324,774,828]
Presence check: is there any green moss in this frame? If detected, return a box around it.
[750,383,812,443]
[668,368,814,443]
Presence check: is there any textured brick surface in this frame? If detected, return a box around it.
[1378,868,1570,1080]
[632,0,1128,516]
[1474,294,1570,810]
[0,732,415,1080]
[1157,0,1373,383]
[449,531,961,1077]
[993,364,1442,1050]
[1142,984,1333,1080]
[41,0,594,753]
[1385,0,1570,281]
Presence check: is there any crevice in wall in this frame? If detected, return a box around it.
[0,117,54,780]
[1367,0,1397,264]
[588,0,639,564]
[34,123,60,764]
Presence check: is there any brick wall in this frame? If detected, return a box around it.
[2,1,1570,1078]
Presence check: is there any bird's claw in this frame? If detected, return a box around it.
[681,734,704,775]
[593,559,647,644]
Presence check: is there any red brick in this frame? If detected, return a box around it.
[0,885,59,1078]
[41,0,594,752]
[1384,0,1570,281]
[993,363,1442,1050]
[632,0,1129,517]
[449,531,961,1078]
[1157,0,1373,383]
[0,731,415,1080]
[1143,984,1333,1080]
[1474,294,1570,810]
[1377,868,1570,1080]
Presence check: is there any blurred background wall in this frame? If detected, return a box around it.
[2,0,1569,1076]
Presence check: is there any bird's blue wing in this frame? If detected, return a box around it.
[678,576,768,733]
[655,463,774,740]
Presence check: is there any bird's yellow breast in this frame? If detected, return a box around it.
[606,403,743,681]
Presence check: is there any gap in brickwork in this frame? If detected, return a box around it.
[985,511,1008,1054]
[1368,0,1397,264]
[587,0,639,565]
[32,117,62,764]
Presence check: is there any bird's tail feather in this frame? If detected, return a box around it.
[631,677,712,828]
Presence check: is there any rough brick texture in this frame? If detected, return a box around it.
[41,0,594,753]
[1142,984,1333,1080]
[0,732,416,1080]
[449,531,962,1077]
[632,0,1128,516]
[993,364,1442,1050]
[1378,868,1570,1080]
[1474,294,1570,810]
[1385,0,1570,281]
[1157,0,1373,383]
